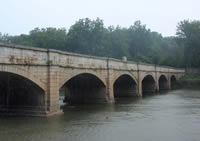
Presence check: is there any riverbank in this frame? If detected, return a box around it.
[178,74,200,88]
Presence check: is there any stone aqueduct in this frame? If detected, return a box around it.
[0,43,185,116]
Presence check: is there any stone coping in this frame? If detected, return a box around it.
[0,42,185,72]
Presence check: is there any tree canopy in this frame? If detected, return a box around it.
[176,20,200,67]
[1,18,200,68]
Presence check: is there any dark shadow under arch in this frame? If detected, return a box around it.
[0,72,45,114]
[142,75,156,96]
[159,75,169,91]
[114,74,137,98]
[59,73,106,105]
[171,75,177,89]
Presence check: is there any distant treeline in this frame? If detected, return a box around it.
[0,18,200,68]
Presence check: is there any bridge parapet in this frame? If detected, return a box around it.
[55,52,107,69]
[108,58,137,71]
[0,43,185,74]
[0,43,48,65]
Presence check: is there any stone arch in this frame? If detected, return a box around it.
[170,75,177,89]
[159,75,169,91]
[59,70,106,89]
[0,65,46,91]
[113,74,138,98]
[140,72,156,83]
[170,74,177,80]
[59,72,107,104]
[112,72,138,86]
[0,71,45,114]
[142,74,156,95]
[158,74,168,81]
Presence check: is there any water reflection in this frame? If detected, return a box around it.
[1,89,200,141]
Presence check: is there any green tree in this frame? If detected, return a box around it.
[9,27,68,50]
[66,18,106,56]
[128,21,153,62]
[0,33,10,43]
[176,20,200,67]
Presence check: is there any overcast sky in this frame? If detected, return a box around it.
[0,0,199,36]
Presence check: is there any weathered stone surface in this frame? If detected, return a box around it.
[0,43,185,116]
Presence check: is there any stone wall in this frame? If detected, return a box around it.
[0,43,185,116]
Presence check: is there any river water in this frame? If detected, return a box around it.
[0,89,200,141]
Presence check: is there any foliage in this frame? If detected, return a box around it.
[0,33,10,43]
[176,20,200,67]
[66,18,106,56]
[179,74,200,88]
[6,28,68,50]
[1,18,200,68]
[180,74,200,80]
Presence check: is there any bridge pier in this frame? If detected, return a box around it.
[106,84,115,103]
[168,76,172,90]
[138,83,143,96]
[105,68,115,103]
[45,66,63,116]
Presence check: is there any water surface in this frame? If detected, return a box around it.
[1,89,200,141]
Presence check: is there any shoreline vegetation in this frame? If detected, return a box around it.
[178,74,200,88]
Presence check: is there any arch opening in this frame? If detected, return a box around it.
[114,75,137,98]
[59,73,106,105]
[159,75,169,91]
[0,72,45,115]
[142,75,156,96]
[171,75,177,89]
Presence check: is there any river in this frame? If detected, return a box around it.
[0,89,200,141]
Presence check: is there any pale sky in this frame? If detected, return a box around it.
[0,0,199,36]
